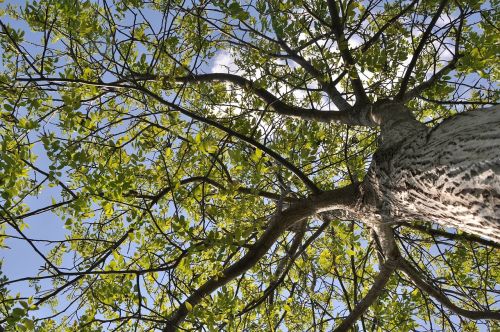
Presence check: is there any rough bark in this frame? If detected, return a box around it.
[362,104,500,242]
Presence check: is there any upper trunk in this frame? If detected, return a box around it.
[362,105,500,243]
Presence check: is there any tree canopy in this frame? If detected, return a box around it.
[0,0,499,331]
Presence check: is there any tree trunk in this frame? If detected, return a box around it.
[362,105,500,243]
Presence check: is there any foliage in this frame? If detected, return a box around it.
[0,0,499,331]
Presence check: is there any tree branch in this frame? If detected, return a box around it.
[330,0,419,89]
[16,75,322,192]
[399,223,500,249]
[238,227,305,314]
[31,228,135,306]
[327,0,369,105]
[176,73,355,121]
[125,175,299,203]
[272,38,353,112]
[399,258,500,320]
[0,206,61,274]
[333,257,399,332]
[238,212,337,315]
[402,9,464,102]
[162,185,359,331]
[16,74,363,124]
[397,0,449,99]
[360,0,419,53]
[137,87,322,194]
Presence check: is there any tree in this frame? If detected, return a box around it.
[0,0,499,330]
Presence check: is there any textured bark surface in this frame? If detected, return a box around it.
[363,105,500,242]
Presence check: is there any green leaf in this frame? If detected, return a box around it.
[24,319,35,330]
[185,301,193,312]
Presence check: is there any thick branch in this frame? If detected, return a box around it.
[16,76,322,192]
[400,223,500,249]
[333,257,399,332]
[402,59,460,102]
[138,87,322,194]
[327,0,369,105]
[399,258,500,320]
[162,185,358,331]
[372,223,400,260]
[272,39,352,112]
[176,73,355,121]
[16,75,363,125]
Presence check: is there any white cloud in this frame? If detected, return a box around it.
[298,32,309,43]
[210,51,240,73]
